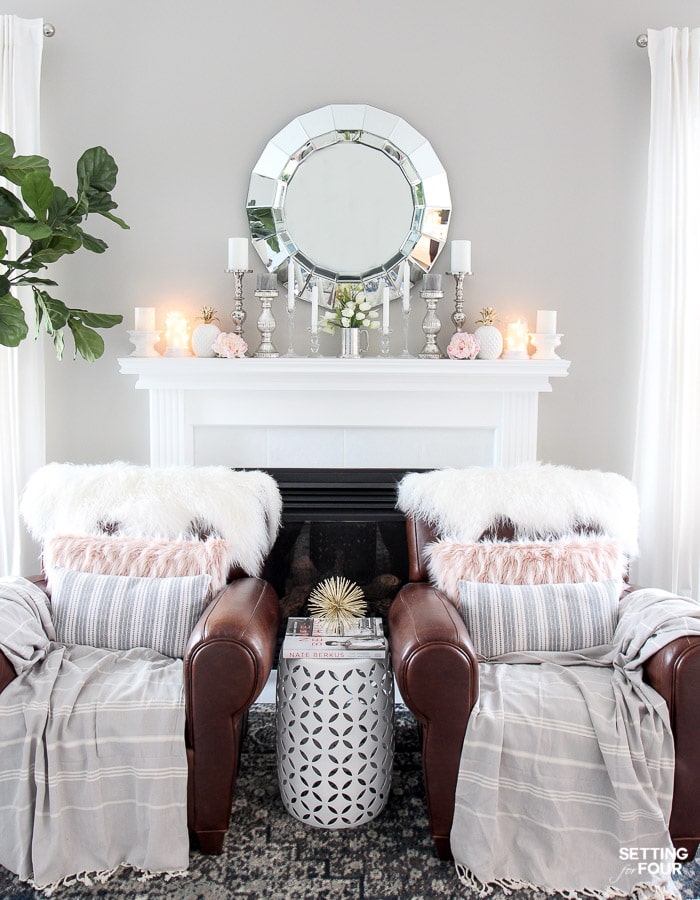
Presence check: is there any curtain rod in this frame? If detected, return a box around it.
[43,22,55,37]
[636,33,648,48]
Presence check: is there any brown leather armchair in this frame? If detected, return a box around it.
[389,516,700,861]
[0,572,278,855]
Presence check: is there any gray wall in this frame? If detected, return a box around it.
[9,0,698,475]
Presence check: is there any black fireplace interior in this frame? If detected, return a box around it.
[256,468,419,658]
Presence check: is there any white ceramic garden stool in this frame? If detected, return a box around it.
[276,652,394,829]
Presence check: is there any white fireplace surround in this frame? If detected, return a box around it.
[118,357,570,470]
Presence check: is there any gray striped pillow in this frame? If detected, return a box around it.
[457,579,619,659]
[50,567,210,659]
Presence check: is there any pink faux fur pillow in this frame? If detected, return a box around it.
[426,537,626,606]
[43,534,238,597]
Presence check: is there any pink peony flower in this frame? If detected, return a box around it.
[447,331,480,360]
[212,331,248,359]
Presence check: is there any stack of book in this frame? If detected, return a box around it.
[282,617,387,659]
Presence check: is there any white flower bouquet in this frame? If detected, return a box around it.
[320,284,381,333]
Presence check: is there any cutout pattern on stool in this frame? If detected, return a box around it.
[276,656,394,829]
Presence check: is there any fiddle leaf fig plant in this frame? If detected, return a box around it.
[0,131,128,361]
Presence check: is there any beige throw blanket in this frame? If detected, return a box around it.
[0,577,189,892]
[451,588,700,899]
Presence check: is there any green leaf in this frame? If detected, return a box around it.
[0,186,28,223]
[0,292,29,346]
[0,275,10,295]
[13,220,53,240]
[78,231,108,253]
[47,186,85,228]
[21,171,54,222]
[0,132,16,165]
[77,146,117,193]
[0,231,6,258]
[94,208,129,230]
[67,316,105,362]
[31,234,82,264]
[83,190,117,213]
[1,153,51,187]
[33,290,70,334]
[73,309,123,329]
[6,258,45,273]
[14,276,59,287]
[52,327,65,360]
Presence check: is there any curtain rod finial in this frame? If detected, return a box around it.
[43,22,55,38]
[636,33,648,49]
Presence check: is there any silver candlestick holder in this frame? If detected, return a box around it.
[418,289,445,359]
[380,329,392,357]
[308,327,320,357]
[226,268,252,337]
[282,306,300,358]
[253,287,279,358]
[448,271,472,333]
[398,306,412,358]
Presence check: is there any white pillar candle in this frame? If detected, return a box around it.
[227,237,248,270]
[381,284,390,333]
[450,240,472,274]
[402,261,411,313]
[536,309,557,333]
[134,307,155,332]
[287,260,295,312]
[311,284,319,334]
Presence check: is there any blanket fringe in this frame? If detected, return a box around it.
[455,865,680,900]
[27,863,189,896]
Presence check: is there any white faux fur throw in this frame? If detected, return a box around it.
[397,464,640,557]
[20,463,283,578]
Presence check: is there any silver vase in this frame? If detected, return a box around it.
[340,327,369,359]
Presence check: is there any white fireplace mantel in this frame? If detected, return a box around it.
[118,356,570,470]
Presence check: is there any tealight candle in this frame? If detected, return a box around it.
[256,273,277,291]
[450,240,472,274]
[227,237,248,271]
[423,273,442,292]
[134,306,155,332]
[536,310,557,334]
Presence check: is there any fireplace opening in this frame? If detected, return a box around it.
[256,469,418,658]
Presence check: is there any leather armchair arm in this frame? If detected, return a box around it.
[0,651,15,694]
[184,576,279,742]
[644,635,700,848]
[389,583,479,858]
[183,577,279,842]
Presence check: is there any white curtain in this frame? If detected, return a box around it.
[0,16,45,576]
[634,27,700,597]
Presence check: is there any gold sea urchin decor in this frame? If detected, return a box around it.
[308,577,367,634]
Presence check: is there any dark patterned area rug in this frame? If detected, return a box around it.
[0,705,698,899]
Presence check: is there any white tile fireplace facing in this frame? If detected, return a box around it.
[118,357,570,470]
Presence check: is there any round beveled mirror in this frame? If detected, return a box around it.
[246,104,451,306]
